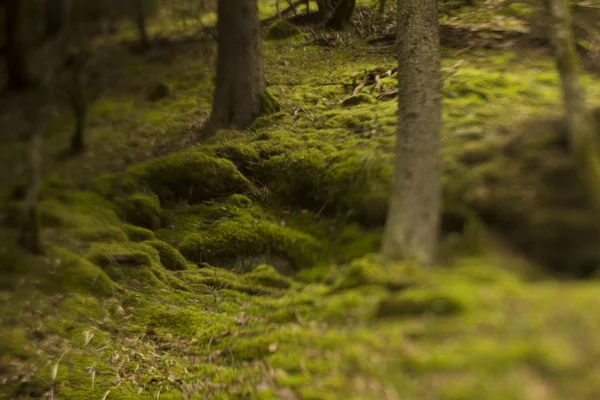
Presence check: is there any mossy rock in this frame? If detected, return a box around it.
[144,240,187,271]
[178,219,320,270]
[227,194,253,208]
[242,264,293,289]
[376,283,476,318]
[43,247,116,297]
[342,94,376,107]
[113,152,252,204]
[122,193,162,229]
[332,257,415,292]
[123,224,156,242]
[85,242,174,290]
[265,20,303,40]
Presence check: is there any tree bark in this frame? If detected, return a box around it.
[381,0,442,265]
[545,0,600,216]
[326,0,356,30]
[135,0,150,50]
[18,105,47,254]
[67,73,87,155]
[5,0,32,90]
[204,0,265,137]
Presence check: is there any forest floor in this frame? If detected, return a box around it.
[2,1,600,399]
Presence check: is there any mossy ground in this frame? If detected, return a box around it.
[2,1,600,399]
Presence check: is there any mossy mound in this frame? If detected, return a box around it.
[104,151,252,204]
[332,256,417,292]
[144,240,188,271]
[178,217,320,271]
[242,264,293,289]
[450,114,600,277]
[376,282,476,318]
[85,242,175,291]
[265,20,303,40]
[122,193,162,229]
[122,223,156,242]
[342,94,376,107]
[261,90,282,115]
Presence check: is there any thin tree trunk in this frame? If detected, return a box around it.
[5,0,32,90]
[67,75,87,155]
[276,0,282,17]
[136,0,150,50]
[204,0,265,137]
[381,0,442,265]
[18,106,47,254]
[378,0,386,18]
[326,0,356,30]
[545,0,600,216]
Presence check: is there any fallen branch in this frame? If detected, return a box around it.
[261,0,308,26]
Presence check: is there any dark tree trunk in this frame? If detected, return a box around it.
[381,0,442,265]
[18,106,47,255]
[135,0,150,50]
[204,0,265,137]
[316,0,335,20]
[378,0,386,17]
[5,0,32,90]
[326,0,356,30]
[67,75,87,155]
[46,0,67,38]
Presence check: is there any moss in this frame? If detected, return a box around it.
[178,218,320,270]
[42,247,116,296]
[226,193,253,208]
[242,264,293,289]
[0,328,35,359]
[144,240,188,271]
[85,242,173,290]
[265,20,303,40]
[332,256,415,292]
[342,93,376,107]
[111,151,252,204]
[261,90,282,115]
[376,282,477,318]
[123,223,156,242]
[250,111,292,131]
[122,193,162,229]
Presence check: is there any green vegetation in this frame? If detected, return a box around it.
[2,1,600,399]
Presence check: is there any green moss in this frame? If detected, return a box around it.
[261,90,282,115]
[0,328,34,359]
[265,20,303,40]
[332,256,415,292]
[376,282,477,318]
[242,264,293,289]
[111,151,252,204]
[121,192,162,229]
[342,93,376,107]
[85,242,173,290]
[43,247,116,296]
[250,111,292,131]
[144,240,188,271]
[178,218,320,270]
[123,223,156,242]
[226,193,253,208]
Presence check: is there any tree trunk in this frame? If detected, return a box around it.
[135,0,150,50]
[18,106,47,255]
[378,0,386,18]
[326,0,356,30]
[204,0,265,137]
[545,0,600,216]
[316,0,335,20]
[67,74,87,155]
[5,0,32,90]
[381,0,442,265]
